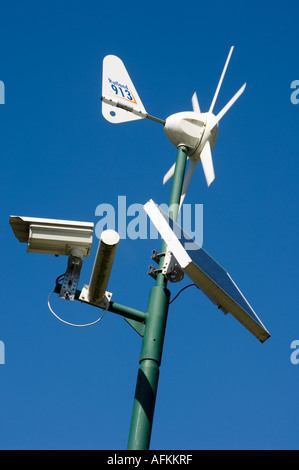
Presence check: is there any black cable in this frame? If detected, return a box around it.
[169,283,197,305]
[55,273,66,287]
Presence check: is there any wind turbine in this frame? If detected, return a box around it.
[101,47,246,207]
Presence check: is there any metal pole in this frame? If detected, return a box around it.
[127,145,188,450]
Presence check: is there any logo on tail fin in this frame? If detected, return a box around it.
[108,78,137,104]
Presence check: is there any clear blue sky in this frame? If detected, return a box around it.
[1,0,299,450]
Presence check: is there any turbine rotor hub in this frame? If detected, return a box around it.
[164,111,206,153]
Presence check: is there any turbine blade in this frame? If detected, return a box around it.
[213,83,246,125]
[163,163,176,185]
[192,92,201,112]
[200,141,215,187]
[209,46,234,114]
[179,159,197,208]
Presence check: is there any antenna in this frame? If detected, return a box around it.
[79,229,120,309]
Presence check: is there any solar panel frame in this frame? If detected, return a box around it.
[144,199,270,343]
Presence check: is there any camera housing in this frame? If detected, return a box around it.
[9,215,94,257]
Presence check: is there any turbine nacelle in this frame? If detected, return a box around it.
[164,111,219,160]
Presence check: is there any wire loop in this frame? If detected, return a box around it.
[47,291,108,327]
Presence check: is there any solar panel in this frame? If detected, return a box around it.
[144,199,270,343]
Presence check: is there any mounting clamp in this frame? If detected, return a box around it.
[59,251,84,301]
[148,249,184,283]
[162,251,184,283]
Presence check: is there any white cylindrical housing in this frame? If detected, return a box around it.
[88,230,120,305]
[164,112,206,150]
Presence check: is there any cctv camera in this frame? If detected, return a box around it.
[9,215,94,257]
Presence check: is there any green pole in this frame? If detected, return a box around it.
[127,145,188,450]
